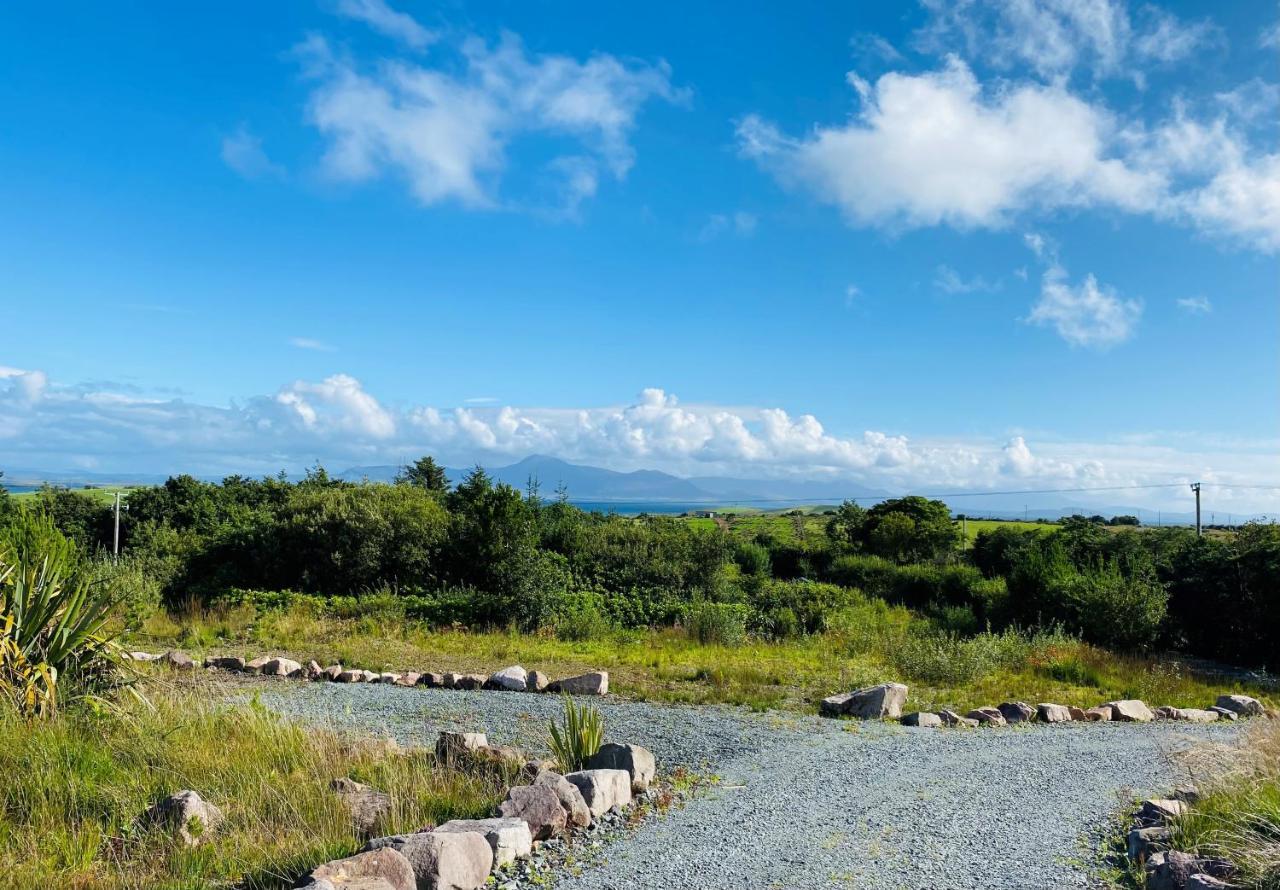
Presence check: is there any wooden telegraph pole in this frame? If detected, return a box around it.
[113,491,121,560]
[1190,482,1202,536]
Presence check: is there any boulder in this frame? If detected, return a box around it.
[435,817,532,869]
[938,709,979,728]
[1068,706,1087,721]
[366,831,493,890]
[304,660,324,680]
[564,769,631,818]
[310,847,415,890]
[1145,851,1234,890]
[1208,706,1239,721]
[394,672,421,687]
[525,670,550,692]
[142,789,223,847]
[965,707,1007,727]
[1036,703,1073,723]
[204,655,245,671]
[435,731,488,763]
[1215,694,1264,717]
[453,674,486,691]
[901,712,942,728]
[533,770,591,827]
[127,651,161,662]
[1105,700,1155,722]
[1139,798,1188,825]
[261,657,303,677]
[440,673,459,689]
[1082,706,1114,722]
[496,784,567,839]
[486,666,528,692]
[376,673,401,684]
[472,745,525,769]
[585,743,656,792]
[418,672,445,688]
[337,669,376,683]
[997,701,1036,723]
[332,777,392,836]
[160,650,196,670]
[520,759,557,781]
[323,664,344,681]
[1185,876,1232,889]
[1176,708,1220,723]
[244,655,271,674]
[547,671,609,696]
[1173,785,1201,804]
[1127,825,1171,863]
[822,683,908,719]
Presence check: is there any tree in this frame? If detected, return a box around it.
[862,497,959,563]
[395,456,450,496]
[825,500,867,551]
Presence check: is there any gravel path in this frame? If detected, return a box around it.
[254,681,1236,890]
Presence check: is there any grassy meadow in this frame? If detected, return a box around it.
[124,602,1272,716]
[0,683,508,890]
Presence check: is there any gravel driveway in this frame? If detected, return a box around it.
[255,681,1236,889]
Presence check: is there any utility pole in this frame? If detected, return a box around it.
[1190,482,1202,536]
[112,491,121,560]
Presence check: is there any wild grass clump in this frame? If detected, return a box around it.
[1171,718,1280,888]
[548,694,604,772]
[0,684,505,889]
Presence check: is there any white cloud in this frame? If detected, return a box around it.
[698,211,758,241]
[297,30,682,213]
[1177,296,1212,314]
[336,0,435,50]
[915,0,1216,80]
[934,264,1001,294]
[738,59,1160,231]
[850,32,905,64]
[220,126,283,179]
[289,337,336,352]
[1,371,1276,510]
[844,284,861,306]
[1028,262,1141,348]
[1259,21,1280,50]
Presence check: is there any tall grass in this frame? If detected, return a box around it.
[1172,719,1280,889]
[0,684,505,889]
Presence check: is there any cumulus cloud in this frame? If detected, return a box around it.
[698,211,757,241]
[335,0,436,49]
[1,370,1276,508]
[934,264,1001,294]
[914,0,1217,80]
[220,126,283,179]
[296,29,682,212]
[1028,262,1141,348]
[1177,296,1212,314]
[738,59,1159,231]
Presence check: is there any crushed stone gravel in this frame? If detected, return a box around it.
[253,680,1237,889]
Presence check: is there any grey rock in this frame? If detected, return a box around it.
[305,660,324,680]
[997,701,1036,723]
[418,672,445,688]
[487,665,529,692]
[367,831,493,890]
[453,674,487,691]
[1175,708,1220,723]
[548,671,609,696]
[585,743,656,792]
[1105,700,1155,722]
[1068,705,1088,720]
[141,789,223,847]
[394,672,421,687]
[1208,706,1239,721]
[966,707,1007,727]
[526,670,550,692]
[1139,798,1188,825]
[261,657,303,677]
[1215,694,1263,717]
[332,777,392,836]
[310,847,416,890]
[1036,703,1073,723]
[440,673,459,689]
[564,769,632,818]
[900,712,942,728]
[323,664,344,681]
[436,817,533,868]
[244,655,271,674]
[1145,851,1234,890]
[533,770,591,827]
[1185,875,1231,889]
[938,709,979,728]
[203,655,245,671]
[436,731,489,763]
[822,683,908,719]
[160,650,196,670]
[1082,706,1114,721]
[1127,825,1171,863]
[127,651,161,662]
[497,784,568,839]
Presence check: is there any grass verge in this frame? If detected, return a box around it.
[124,604,1272,715]
[0,681,506,890]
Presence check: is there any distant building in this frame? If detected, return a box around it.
[692,510,717,519]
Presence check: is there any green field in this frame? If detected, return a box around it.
[9,485,138,504]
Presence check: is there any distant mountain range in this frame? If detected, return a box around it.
[339,454,889,504]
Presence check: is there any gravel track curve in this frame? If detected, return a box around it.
[253,681,1236,890]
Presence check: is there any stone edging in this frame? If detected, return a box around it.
[1124,790,1236,889]
[821,682,1269,728]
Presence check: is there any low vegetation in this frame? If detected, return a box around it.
[548,694,604,772]
[0,683,505,889]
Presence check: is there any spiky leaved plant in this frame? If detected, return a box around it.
[547,693,603,772]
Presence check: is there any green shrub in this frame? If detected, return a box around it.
[685,601,750,646]
[547,695,603,772]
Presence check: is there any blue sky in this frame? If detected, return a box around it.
[1,0,1277,511]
